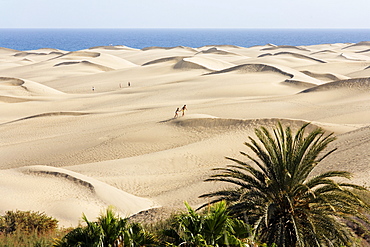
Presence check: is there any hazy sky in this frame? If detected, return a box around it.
[1,0,370,29]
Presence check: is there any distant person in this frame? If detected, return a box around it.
[128,82,131,87]
[181,105,187,116]
[92,86,95,92]
[174,108,180,118]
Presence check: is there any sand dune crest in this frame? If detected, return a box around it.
[0,95,32,103]
[0,77,25,86]
[300,70,348,82]
[142,46,198,52]
[53,51,101,60]
[1,112,91,125]
[142,56,189,66]
[171,116,318,131]
[16,165,158,225]
[0,47,20,53]
[272,52,326,63]
[311,50,337,55]
[14,52,48,57]
[300,77,370,93]
[53,60,114,72]
[196,47,240,56]
[261,45,310,52]
[199,45,241,49]
[342,41,370,50]
[89,45,138,51]
[205,63,293,77]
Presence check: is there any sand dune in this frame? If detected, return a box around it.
[261,45,310,52]
[300,77,370,93]
[0,47,20,54]
[196,47,240,56]
[295,61,370,77]
[271,52,327,63]
[54,60,114,72]
[199,45,242,50]
[300,70,349,82]
[1,111,91,125]
[0,76,64,97]
[339,52,370,61]
[206,63,293,76]
[342,41,370,51]
[314,125,370,184]
[14,52,49,57]
[0,76,25,86]
[348,68,370,79]
[51,51,137,69]
[53,51,101,59]
[0,95,33,103]
[0,42,370,227]
[203,63,322,86]
[171,115,316,131]
[142,46,198,52]
[89,45,138,51]
[311,49,338,55]
[142,56,190,66]
[0,165,156,227]
[174,56,234,71]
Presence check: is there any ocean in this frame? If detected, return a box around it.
[1,28,370,51]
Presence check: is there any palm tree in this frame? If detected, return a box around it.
[200,122,370,246]
[96,207,127,246]
[122,222,157,247]
[53,220,103,247]
[164,201,252,246]
[54,207,157,247]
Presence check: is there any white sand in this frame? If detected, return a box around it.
[0,42,369,227]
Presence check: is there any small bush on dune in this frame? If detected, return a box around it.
[0,210,58,235]
[0,210,59,247]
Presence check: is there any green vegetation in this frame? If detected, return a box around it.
[54,207,157,247]
[0,210,58,235]
[162,201,252,246]
[0,210,61,247]
[200,122,370,246]
[2,123,370,246]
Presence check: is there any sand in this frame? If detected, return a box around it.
[0,42,369,227]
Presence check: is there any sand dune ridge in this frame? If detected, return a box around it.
[272,52,326,63]
[53,60,114,71]
[0,77,25,86]
[261,45,310,51]
[141,46,198,52]
[1,112,91,125]
[142,56,190,66]
[300,77,370,93]
[205,63,293,77]
[300,71,348,82]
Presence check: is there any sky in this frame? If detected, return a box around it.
[1,0,370,29]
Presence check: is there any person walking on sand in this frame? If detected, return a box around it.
[174,108,180,118]
[181,105,187,116]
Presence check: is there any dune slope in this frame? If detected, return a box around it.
[0,42,369,226]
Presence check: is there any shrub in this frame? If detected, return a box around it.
[0,210,58,235]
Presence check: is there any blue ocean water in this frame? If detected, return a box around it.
[1,28,370,51]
